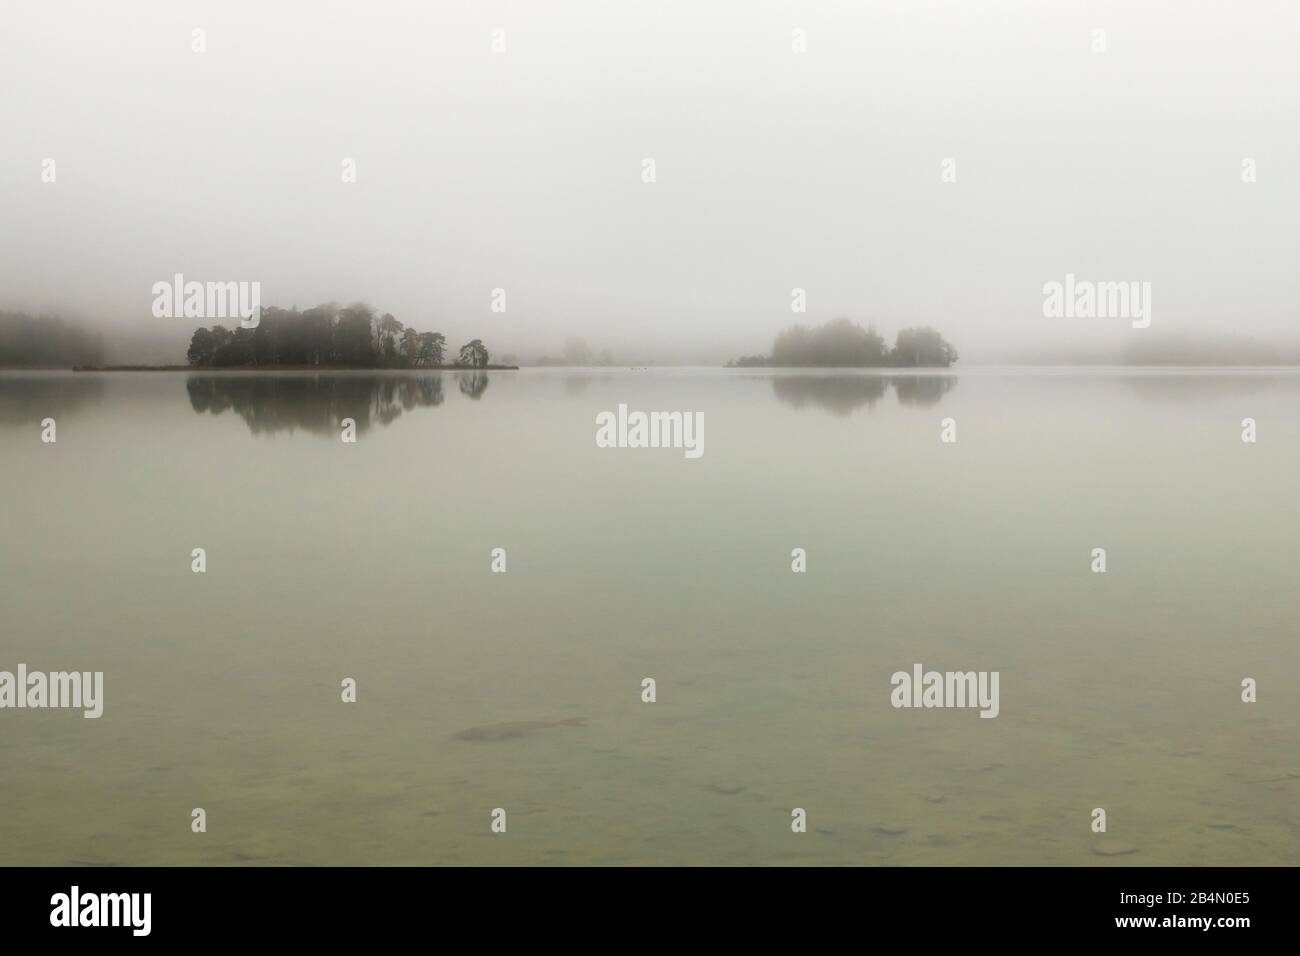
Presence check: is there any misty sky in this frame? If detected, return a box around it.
[2,0,1297,363]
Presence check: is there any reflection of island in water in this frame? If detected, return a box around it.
[0,375,105,428]
[186,372,489,435]
[458,372,489,400]
[771,374,957,414]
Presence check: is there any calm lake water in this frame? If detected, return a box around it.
[1,368,1297,866]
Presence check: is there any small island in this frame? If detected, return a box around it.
[729,318,958,368]
[183,303,513,370]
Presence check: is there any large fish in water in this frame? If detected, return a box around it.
[451,717,587,741]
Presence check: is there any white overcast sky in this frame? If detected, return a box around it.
[1,0,1297,362]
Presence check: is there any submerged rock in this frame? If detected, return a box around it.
[452,717,586,741]
[1091,842,1140,857]
[707,782,745,796]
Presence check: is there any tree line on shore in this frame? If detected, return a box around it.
[186,303,491,369]
[0,311,104,367]
[4,308,953,370]
[730,319,958,368]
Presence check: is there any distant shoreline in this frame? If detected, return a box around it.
[62,364,520,372]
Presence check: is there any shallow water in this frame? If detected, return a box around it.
[1,368,1297,865]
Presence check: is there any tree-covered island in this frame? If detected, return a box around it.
[730,318,958,368]
[184,303,507,369]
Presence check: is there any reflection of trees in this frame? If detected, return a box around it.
[457,372,490,400]
[0,375,105,428]
[563,375,594,396]
[772,375,888,415]
[771,374,958,414]
[1121,373,1293,403]
[892,375,958,407]
[186,373,447,436]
